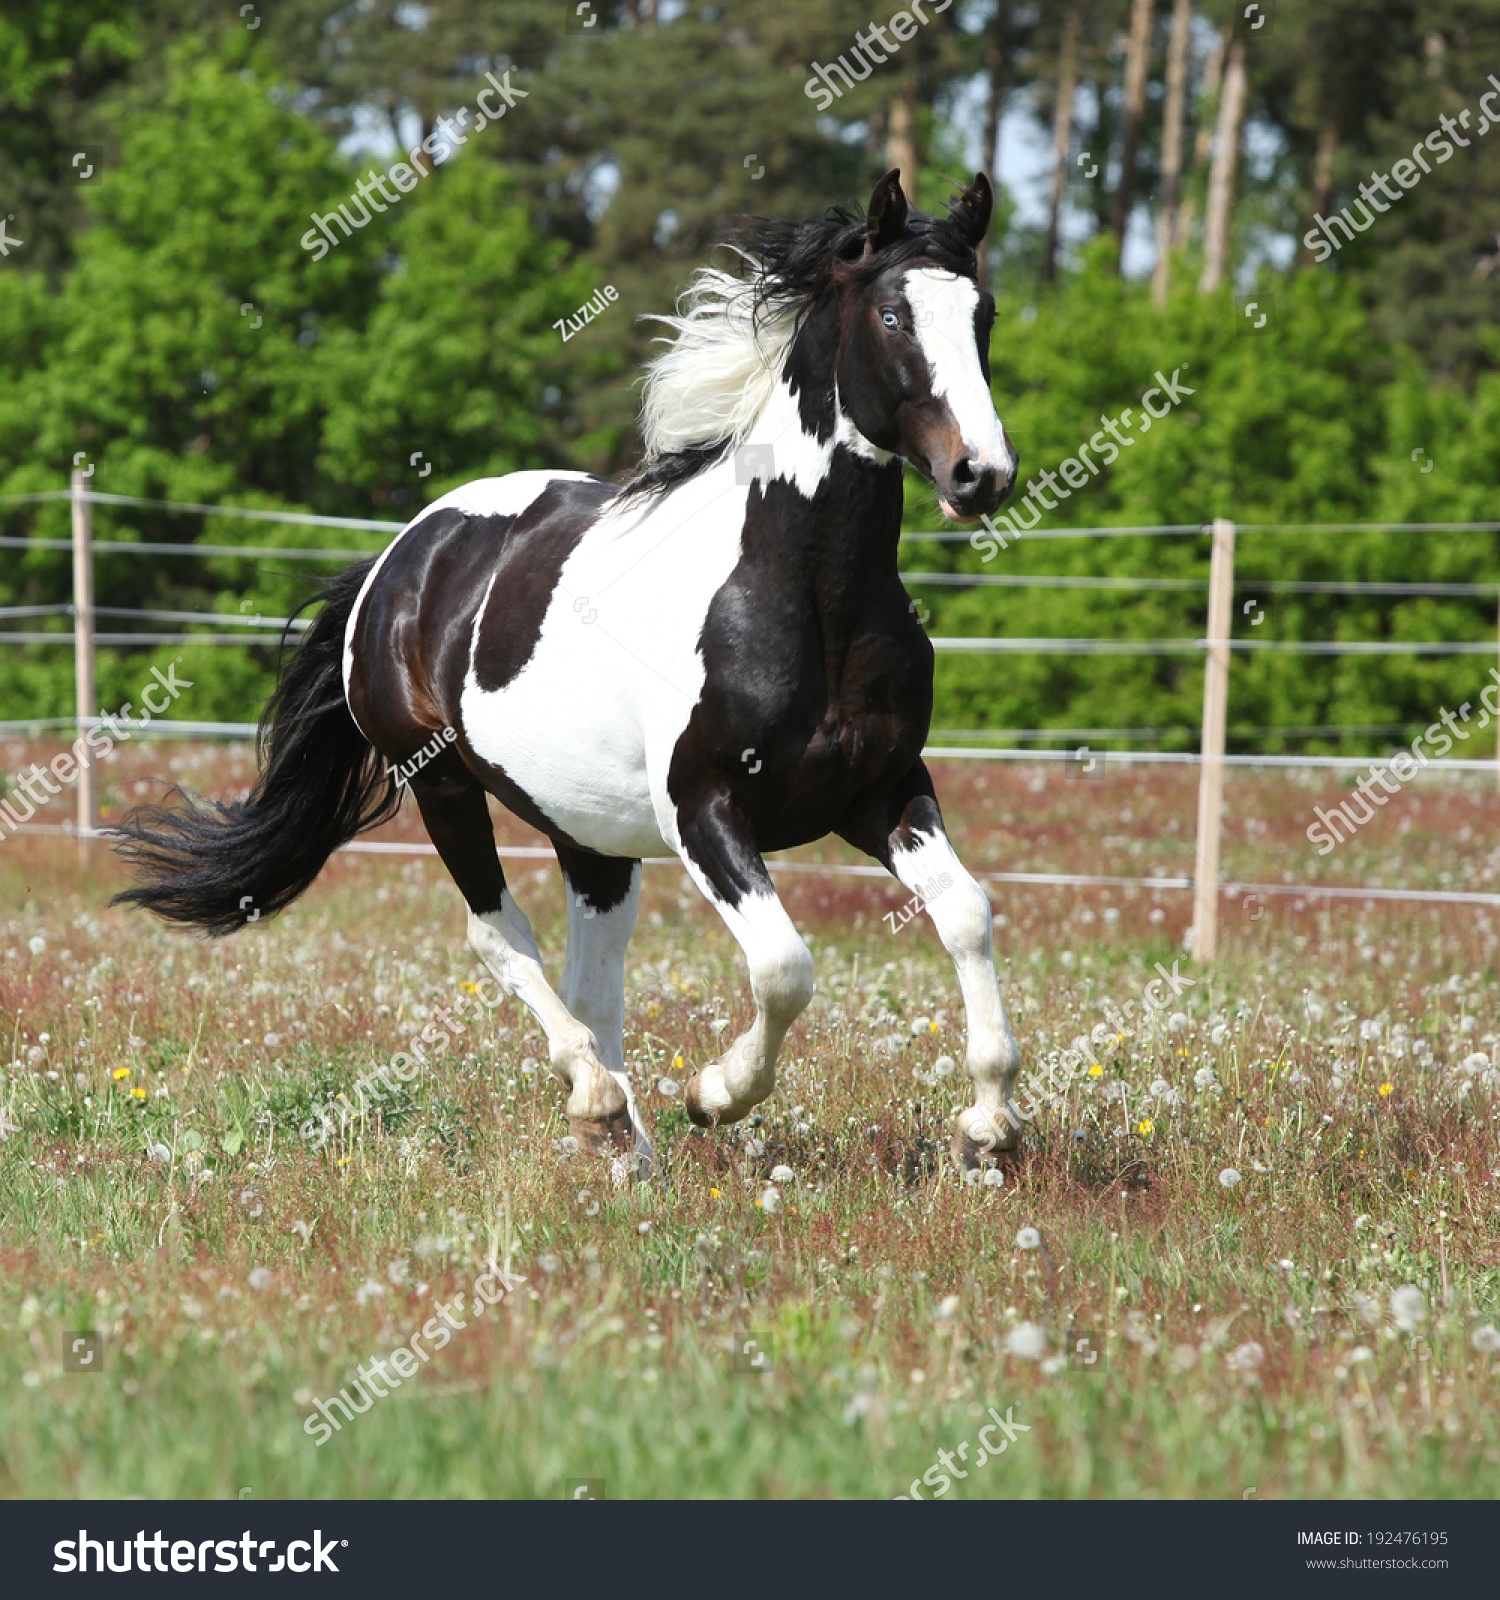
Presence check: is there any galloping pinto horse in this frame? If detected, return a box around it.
[112,171,1023,1174]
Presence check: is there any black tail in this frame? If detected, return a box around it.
[109,560,399,935]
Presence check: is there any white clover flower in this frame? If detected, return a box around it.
[1015,1227,1041,1250]
[1226,1341,1264,1372]
[1006,1322,1047,1360]
[770,1164,794,1184]
[1470,1324,1500,1353]
[247,1266,272,1291]
[1390,1285,1425,1332]
[1218,1168,1242,1188]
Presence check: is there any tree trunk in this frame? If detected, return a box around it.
[1175,22,1228,250]
[1197,35,1247,292]
[1151,0,1191,306]
[1041,7,1081,284]
[1109,0,1155,259]
[1301,117,1337,263]
[978,0,1011,290]
[886,94,917,202]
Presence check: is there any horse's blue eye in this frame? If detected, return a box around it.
[881,308,901,330]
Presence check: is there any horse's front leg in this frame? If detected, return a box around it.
[843,762,1022,1168]
[669,789,815,1127]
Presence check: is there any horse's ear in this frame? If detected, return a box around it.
[951,172,993,247]
[866,170,908,254]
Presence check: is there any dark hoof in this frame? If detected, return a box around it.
[950,1126,1019,1173]
[570,1107,633,1155]
[683,1074,716,1129]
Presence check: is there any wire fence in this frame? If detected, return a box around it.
[3,483,1498,943]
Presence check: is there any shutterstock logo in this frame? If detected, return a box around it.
[53,1529,344,1573]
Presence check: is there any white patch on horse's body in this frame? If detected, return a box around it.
[456,379,844,858]
[903,267,1016,486]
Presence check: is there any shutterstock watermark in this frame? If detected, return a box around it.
[967,368,1194,559]
[1306,672,1500,855]
[1304,72,1500,262]
[804,0,954,110]
[299,975,504,1149]
[0,661,192,841]
[894,1405,1030,1498]
[300,70,528,260]
[301,1262,526,1445]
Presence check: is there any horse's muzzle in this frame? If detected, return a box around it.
[937,451,1017,522]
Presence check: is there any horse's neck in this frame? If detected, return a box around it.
[736,377,906,585]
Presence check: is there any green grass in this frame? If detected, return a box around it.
[2,746,1499,1499]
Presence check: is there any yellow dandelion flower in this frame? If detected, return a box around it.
[928,1020,940,1033]
[1378,1082,1394,1097]
[460,981,479,994]
[1088,1064,1103,1078]
[337,1155,352,1167]
[130,1086,147,1100]
[1177,1047,1190,1057]
[672,1053,684,1070]
[1137,1118,1154,1135]
[112,1067,131,1081]
[710,1187,722,1199]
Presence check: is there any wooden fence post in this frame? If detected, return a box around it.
[71,468,96,836]
[1192,516,1235,962]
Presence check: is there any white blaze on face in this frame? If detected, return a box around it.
[902,267,1013,503]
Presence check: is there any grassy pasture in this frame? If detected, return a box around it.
[1,740,1498,1500]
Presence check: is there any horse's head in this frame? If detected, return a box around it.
[834,171,1015,522]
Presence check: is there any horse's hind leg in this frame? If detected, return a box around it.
[408,775,631,1155]
[556,846,653,1175]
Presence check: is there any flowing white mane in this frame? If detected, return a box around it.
[637,264,801,461]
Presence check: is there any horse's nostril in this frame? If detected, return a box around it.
[951,456,977,487]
